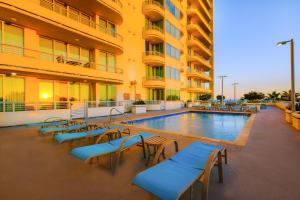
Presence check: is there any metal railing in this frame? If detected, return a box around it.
[187,68,211,79]
[143,0,164,9]
[0,101,125,112]
[0,44,123,74]
[39,0,123,41]
[144,51,164,57]
[144,76,165,81]
[143,24,164,33]
[187,35,211,52]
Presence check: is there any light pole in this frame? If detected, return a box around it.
[218,75,227,105]
[233,82,238,101]
[277,39,296,112]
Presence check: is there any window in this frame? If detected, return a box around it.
[4,24,24,55]
[166,43,180,60]
[80,83,90,101]
[165,20,180,40]
[148,89,164,101]
[166,89,180,101]
[69,82,80,101]
[98,51,116,72]
[40,37,53,61]
[166,66,180,80]
[99,85,116,101]
[54,81,68,101]
[99,18,116,37]
[39,80,53,102]
[54,41,67,59]
[68,45,80,61]
[165,0,181,19]
[80,48,90,66]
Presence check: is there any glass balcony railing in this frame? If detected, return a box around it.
[39,0,122,41]
[144,76,165,81]
[0,44,123,74]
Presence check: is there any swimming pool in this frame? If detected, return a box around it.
[127,112,250,142]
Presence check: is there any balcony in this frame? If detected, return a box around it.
[187,7,212,33]
[187,55,212,69]
[187,22,212,45]
[187,0,211,21]
[187,36,212,58]
[186,69,212,82]
[0,44,123,83]
[0,0,123,54]
[143,25,165,44]
[186,86,212,94]
[204,0,212,10]
[143,76,166,88]
[143,51,165,66]
[142,0,165,21]
[60,0,123,25]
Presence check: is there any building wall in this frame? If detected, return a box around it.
[0,0,214,103]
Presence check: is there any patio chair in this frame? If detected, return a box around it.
[54,125,128,148]
[70,131,155,174]
[133,142,227,200]
[39,120,88,135]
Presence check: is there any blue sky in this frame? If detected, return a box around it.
[214,0,300,99]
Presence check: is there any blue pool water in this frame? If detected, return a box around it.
[129,112,249,142]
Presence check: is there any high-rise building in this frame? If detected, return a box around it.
[0,0,213,115]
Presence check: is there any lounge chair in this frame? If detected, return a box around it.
[54,125,127,147]
[70,131,155,174]
[41,117,69,128]
[133,142,227,200]
[39,120,88,135]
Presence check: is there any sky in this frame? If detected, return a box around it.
[214,0,300,99]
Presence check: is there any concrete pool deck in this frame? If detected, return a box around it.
[0,107,300,200]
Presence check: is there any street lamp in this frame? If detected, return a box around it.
[277,39,296,112]
[218,75,228,105]
[233,82,238,101]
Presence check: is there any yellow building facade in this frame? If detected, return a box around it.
[0,0,214,105]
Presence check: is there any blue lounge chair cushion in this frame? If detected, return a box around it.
[170,142,221,170]
[39,126,67,134]
[70,132,154,161]
[133,160,203,200]
[54,126,124,143]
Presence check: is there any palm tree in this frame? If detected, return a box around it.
[267,91,280,100]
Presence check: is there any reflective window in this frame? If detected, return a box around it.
[166,43,180,60]
[54,81,68,101]
[54,41,67,62]
[4,24,24,55]
[80,83,89,101]
[69,82,80,101]
[4,77,24,102]
[68,45,80,61]
[40,37,54,61]
[39,80,53,102]
[81,48,90,67]
[99,85,116,101]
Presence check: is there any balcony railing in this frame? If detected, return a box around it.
[39,0,123,41]
[0,44,123,74]
[144,76,165,81]
[143,24,164,33]
[187,68,210,76]
[0,101,125,112]
[143,0,164,9]
[111,0,123,8]
[144,51,164,57]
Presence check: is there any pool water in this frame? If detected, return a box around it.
[129,112,249,142]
